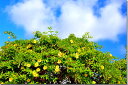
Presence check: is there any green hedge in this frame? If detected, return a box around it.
[0,27,126,84]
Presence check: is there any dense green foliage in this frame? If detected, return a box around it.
[0,27,126,84]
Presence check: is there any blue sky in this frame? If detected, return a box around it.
[0,0,126,59]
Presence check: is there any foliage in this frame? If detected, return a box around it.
[4,31,16,39]
[0,27,126,84]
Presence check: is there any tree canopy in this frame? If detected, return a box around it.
[0,27,126,84]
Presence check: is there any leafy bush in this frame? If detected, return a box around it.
[0,27,126,84]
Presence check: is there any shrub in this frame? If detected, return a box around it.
[0,27,126,84]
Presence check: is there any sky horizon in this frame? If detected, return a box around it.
[0,0,126,59]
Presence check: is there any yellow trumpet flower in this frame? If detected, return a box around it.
[26,64,31,67]
[58,52,63,57]
[118,81,121,84]
[55,68,60,72]
[57,60,62,64]
[56,65,59,68]
[34,62,39,67]
[55,65,60,72]
[36,68,41,72]
[117,81,120,84]
[43,66,47,70]
[100,65,104,70]
[109,54,112,57]
[0,82,4,84]
[8,37,11,39]
[75,53,79,59]
[92,81,96,84]
[27,79,31,82]
[9,78,13,82]
[14,44,17,46]
[32,71,39,77]
[84,74,88,77]
[27,44,32,49]
[70,40,74,43]
[37,59,42,62]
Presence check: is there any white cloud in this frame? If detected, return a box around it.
[8,0,56,34]
[7,0,126,41]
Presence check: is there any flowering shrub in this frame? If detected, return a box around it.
[0,27,126,84]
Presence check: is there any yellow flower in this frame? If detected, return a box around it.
[58,52,63,57]
[33,40,37,43]
[92,81,96,84]
[37,59,42,62]
[26,64,31,67]
[117,81,120,84]
[55,68,60,72]
[75,53,79,59]
[8,37,11,39]
[0,82,4,84]
[109,54,112,57]
[14,44,17,46]
[55,65,60,72]
[27,79,31,82]
[32,71,39,77]
[43,66,47,70]
[70,40,74,43]
[36,68,41,72]
[56,65,59,68]
[100,65,104,70]
[9,78,13,82]
[84,74,88,77]
[34,62,39,67]
[33,73,39,77]
[27,44,32,49]
[57,60,62,64]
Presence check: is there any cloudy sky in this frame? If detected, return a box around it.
[0,0,126,59]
